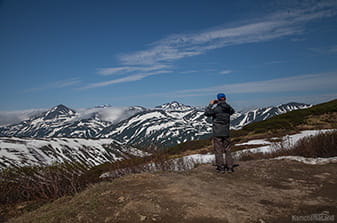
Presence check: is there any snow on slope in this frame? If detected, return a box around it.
[235,129,335,155]
[272,156,337,165]
[100,129,337,178]
[98,108,211,147]
[0,137,149,169]
[180,129,336,165]
[230,102,311,129]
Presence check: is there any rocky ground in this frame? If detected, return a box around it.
[7,159,337,223]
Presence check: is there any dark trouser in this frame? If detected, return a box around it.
[213,137,233,168]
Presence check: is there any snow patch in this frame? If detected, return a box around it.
[272,156,337,165]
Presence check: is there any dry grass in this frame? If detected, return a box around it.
[0,161,91,205]
[0,150,201,221]
[239,130,337,161]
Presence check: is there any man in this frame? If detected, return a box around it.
[205,93,235,173]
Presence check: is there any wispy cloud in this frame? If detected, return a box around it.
[180,70,199,74]
[110,71,337,100]
[80,70,171,89]
[219,69,232,75]
[82,1,337,90]
[308,45,337,54]
[118,2,337,66]
[78,71,337,109]
[173,71,337,96]
[97,64,170,76]
[25,78,81,92]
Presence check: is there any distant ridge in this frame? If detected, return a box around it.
[0,101,311,147]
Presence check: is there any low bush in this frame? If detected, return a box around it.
[0,161,90,205]
[0,151,173,206]
[287,130,337,158]
[239,130,337,160]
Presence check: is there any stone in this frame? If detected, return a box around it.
[140,215,147,221]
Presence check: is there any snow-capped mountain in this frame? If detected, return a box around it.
[98,108,211,148]
[0,137,149,169]
[155,101,195,111]
[0,105,147,138]
[97,102,310,147]
[0,105,79,138]
[231,102,311,129]
[0,102,311,148]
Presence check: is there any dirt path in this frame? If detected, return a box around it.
[8,159,337,223]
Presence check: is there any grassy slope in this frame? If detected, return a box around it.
[239,98,337,135]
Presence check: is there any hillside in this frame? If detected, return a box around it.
[7,159,337,223]
[0,137,148,169]
[239,99,337,137]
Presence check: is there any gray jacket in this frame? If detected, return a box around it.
[204,100,235,137]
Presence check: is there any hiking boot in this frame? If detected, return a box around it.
[227,167,234,173]
[216,166,226,173]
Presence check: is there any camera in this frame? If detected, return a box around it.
[213,100,218,104]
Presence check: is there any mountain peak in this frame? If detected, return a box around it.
[44,104,76,120]
[276,102,311,111]
[155,101,193,111]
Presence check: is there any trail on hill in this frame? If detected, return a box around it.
[8,159,337,223]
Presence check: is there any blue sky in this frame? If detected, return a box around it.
[1,0,337,111]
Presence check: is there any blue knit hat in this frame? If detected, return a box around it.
[217,93,226,100]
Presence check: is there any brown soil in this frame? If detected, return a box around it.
[7,159,337,223]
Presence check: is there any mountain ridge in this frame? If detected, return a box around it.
[0,101,311,147]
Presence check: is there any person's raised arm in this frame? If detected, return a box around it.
[204,100,216,117]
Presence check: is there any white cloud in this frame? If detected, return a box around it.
[180,70,199,74]
[80,70,171,89]
[264,61,287,65]
[175,71,337,96]
[174,71,337,96]
[82,1,337,90]
[105,71,337,100]
[0,109,46,126]
[219,70,232,75]
[118,2,337,66]
[97,64,170,75]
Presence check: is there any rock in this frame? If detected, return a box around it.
[117,196,125,203]
[104,216,113,222]
[77,214,84,222]
[16,205,26,210]
[140,215,147,221]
